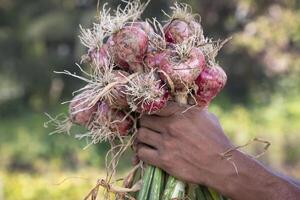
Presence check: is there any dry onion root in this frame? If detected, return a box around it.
[44,90,99,135]
[45,1,231,200]
[76,101,133,146]
[55,59,134,111]
[163,2,205,44]
[79,22,111,69]
[124,70,169,114]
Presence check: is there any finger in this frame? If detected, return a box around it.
[140,115,167,133]
[131,154,140,166]
[132,138,138,153]
[136,128,162,149]
[136,143,160,167]
[155,101,188,117]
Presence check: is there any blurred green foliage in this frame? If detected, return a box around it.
[0,0,299,199]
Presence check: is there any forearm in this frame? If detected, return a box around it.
[275,171,300,187]
[205,150,300,200]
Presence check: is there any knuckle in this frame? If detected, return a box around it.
[139,116,150,126]
[137,128,147,140]
[136,148,144,159]
[165,120,177,132]
[166,121,182,137]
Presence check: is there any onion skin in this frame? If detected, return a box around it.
[195,65,227,107]
[87,45,110,67]
[110,26,148,71]
[144,43,175,69]
[107,70,130,109]
[128,21,156,55]
[144,50,167,70]
[106,36,130,71]
[126,73,169,114]
[128,21,155,39]
[156,48,206,90]
[136,91,169,114]
[69,92,98,126]
[164,19,202,44]
[127,62,145,73]
[111,111,133,136]
[95,102,133,136]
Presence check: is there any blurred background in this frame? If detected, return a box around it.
[0,0,299,199]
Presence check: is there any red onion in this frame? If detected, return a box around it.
[111,111,133,137]
[125,72,169,114]
[106,36,130,71]
[163,2,204,44]
[128,21,155,39]
[109,26,148,72]
[144,51,165,70]
[144,43,175,69]
[154,47,206,91]
[195,65,227,107]
[136,91,169,114]
[105,70,130,109]
[69,91,99,126]
[86,44,110,68]
[93,101,133,137]
[164,20,202,44]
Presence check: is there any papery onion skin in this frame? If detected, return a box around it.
[106,70,130,109]
[111,111,133,136]
[195,65,227,107]
[94,102,133,136]
[144,43,175,69]
[69,91,99,126]
[144,50,167,70]
[155,47,206,90]
[164,19,203,44]
[87,44,110,67]
[136,91,169,114]
[106,36,130,71]
[128,21,155,39]
[110,26,148,71]
[126,73,169,114]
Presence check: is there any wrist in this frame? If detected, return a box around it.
[203,150,244,197]
[197,148,241,193]
[218,150,274,199]
[210,150,299,200]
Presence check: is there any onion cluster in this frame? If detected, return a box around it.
[47,1,230,199]
[53,0,228,145]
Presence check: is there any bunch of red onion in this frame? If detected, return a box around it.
[47,1,229,200]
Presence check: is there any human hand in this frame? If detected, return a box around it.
[136,101,233,185]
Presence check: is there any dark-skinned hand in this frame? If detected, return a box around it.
[135,102,300,200]
[135,101,233,185]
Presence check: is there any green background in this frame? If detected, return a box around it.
[0,0,299,199]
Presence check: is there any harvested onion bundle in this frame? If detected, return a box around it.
[45,1,229,200]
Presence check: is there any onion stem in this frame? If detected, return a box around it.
[137,165,155,200]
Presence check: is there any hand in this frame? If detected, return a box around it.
[136,102,300,199]
[136,101,233,185]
